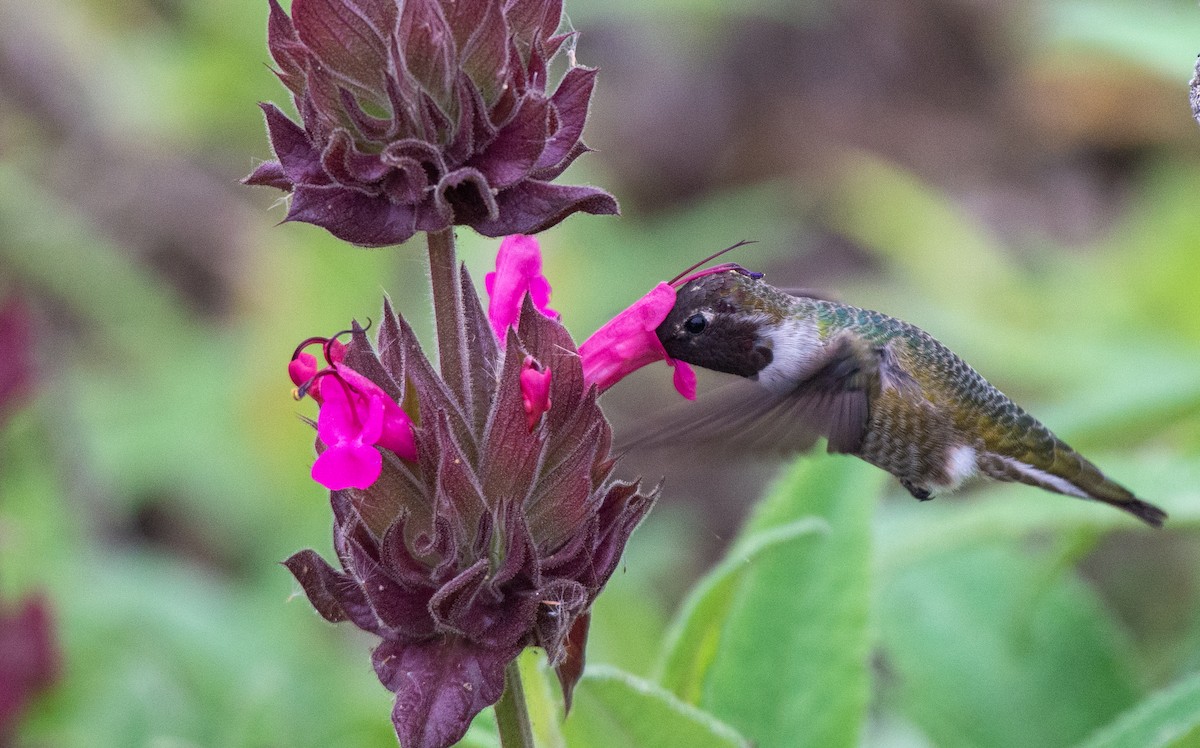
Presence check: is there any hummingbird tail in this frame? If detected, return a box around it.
[978,450,1167,528]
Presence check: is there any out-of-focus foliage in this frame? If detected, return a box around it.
[2,0,1199,745]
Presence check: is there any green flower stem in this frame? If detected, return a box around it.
[426,228,468,400]
[495,658,536,748]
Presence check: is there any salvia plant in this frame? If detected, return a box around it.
[247,1,697,745]
[246,2,1194,748]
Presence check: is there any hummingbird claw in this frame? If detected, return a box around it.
[902,480,934,501]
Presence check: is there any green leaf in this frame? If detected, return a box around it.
[655,517,829,703]
[1077,671,1200,748]
[562,666,748,748]
[879,543,1142,748]
[658,457,884,748]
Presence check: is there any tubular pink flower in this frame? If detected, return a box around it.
[578,282,697,400]
[334,364,418,460]
[519,356,552,430]
[291,334,417,491]
[485,234,558,346]
[312,375,386,490]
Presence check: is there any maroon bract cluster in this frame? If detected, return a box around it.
[284,278,655,748]
[245,0,617,247]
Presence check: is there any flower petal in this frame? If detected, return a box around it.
[312,442,383,490]
[317,374,384,446]
[670,359,697,400]
[485,234,558,344]
[578,282,678,392]
[331,363,417,460]
[520,356,552,430]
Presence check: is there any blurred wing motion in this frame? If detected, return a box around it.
[621,332,884,457]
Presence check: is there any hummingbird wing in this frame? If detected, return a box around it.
[621,332,902,457]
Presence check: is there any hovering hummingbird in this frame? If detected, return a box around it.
[651,263,1166,527]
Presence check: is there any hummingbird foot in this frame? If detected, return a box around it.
[901,480,934,501]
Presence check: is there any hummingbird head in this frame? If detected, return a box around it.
[655,270,777,379]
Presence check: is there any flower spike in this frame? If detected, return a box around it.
[285,285,655,748]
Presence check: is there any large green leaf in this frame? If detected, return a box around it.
[655,517,829,703]
[562,666,748,748]
[1077,671,1200,748]
[657,457,884,748]
[878,543,1142,748]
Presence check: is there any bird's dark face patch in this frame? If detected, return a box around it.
[657,273,774,378]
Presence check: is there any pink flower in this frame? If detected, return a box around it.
[333,364,417,460]
[484,235,695,399]
[312,373,386,490]
[288,338,346,403]
[485,234,558,345]
[578,283,697,400]
[520,356,552,430]
[290,334,416,490]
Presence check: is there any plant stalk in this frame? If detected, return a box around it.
[494,658,536,748]
[426,228,468,398]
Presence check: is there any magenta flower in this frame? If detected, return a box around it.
[520,355,552,429]
[486,234,558,344]
[290,336,417,490]
[284,275,655,747]
[484,234,697,400]
[287,338,346,403]
[244,0,617,247]
[579,282,698,400]
[313,374,386,490]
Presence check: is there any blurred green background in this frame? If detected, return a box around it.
[2,0,1199,745]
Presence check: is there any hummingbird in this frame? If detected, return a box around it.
[651,264,1166,527]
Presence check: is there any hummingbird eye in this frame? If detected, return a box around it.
[683,313,708,335]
